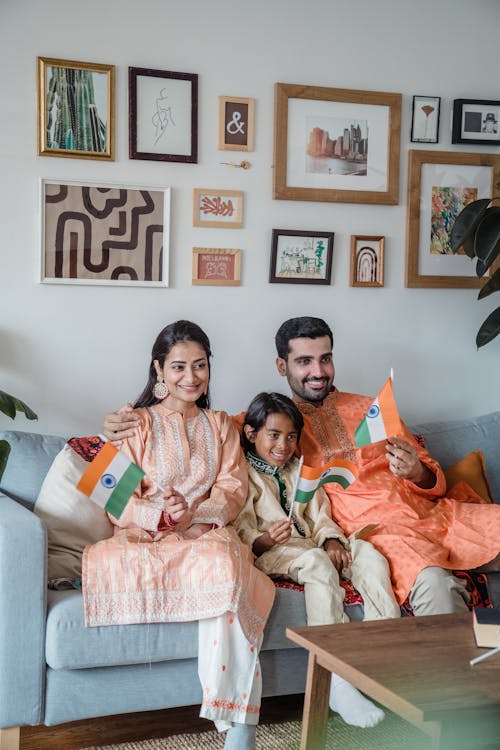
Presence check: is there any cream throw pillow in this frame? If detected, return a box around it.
[34,443,114,584]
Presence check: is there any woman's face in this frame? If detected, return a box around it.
[155,341,209,411]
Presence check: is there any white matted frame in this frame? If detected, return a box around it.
[193,188,243,228]
[192,248,241,286]
[350,235,385,287]
[40,179,170,286]
[452,99,500,146]
[273,82,401,205]
[218,96,255,151]
[405,150,500,288]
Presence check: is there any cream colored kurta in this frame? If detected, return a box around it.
[83,405,275,645]
[234,457,348,576]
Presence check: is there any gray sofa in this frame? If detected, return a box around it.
[1,411,499,748]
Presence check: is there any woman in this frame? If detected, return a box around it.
[83,320,275,750]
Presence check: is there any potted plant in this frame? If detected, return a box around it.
[450,187,500,348]
[0,390,37,480]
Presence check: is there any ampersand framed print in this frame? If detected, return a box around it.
[218,96,255,151]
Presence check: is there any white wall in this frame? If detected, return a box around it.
[1,0,499,438]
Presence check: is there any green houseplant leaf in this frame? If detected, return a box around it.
[0,440,10,480]
[0,390,38,421]
[474,207,500,268]
[476,307,500,348]
[450,198,491,255]
[478,267,500,300]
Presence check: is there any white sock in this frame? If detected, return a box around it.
[329,673,385,728]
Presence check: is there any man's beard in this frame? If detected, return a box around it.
[288,374,332,403]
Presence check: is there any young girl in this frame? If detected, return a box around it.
[83,322,275,750]
[234,392,401,729]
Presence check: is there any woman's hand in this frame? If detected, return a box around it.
[323,538,351,572]
[386,437,436,488]
[162,486,189,525]
[102,404,139,444]
[183,523,213,539]
[252,520,292,556]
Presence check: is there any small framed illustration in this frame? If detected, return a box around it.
[405,150,500,288]
[192,248,241,286]
[452,99,500,146]
[37,57,114,160]
[269,229,334,285]
[218,96,255,151]
[410,95,440,144]
[273,82,401,205]
[40,179,170,286]
[193,188,243,228]
[129,66,198,162]
[350,235,385,287]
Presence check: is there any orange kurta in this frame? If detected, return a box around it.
[83,405,275,644]
[295,389,500,604]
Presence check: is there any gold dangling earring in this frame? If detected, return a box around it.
[153,375,169,400]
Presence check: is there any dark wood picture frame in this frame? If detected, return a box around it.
[269,229,334,285]
[410,95,440,144]
[452,99,500,146]
[129,67,198,163]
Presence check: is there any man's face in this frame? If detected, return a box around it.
[276,335,335,405]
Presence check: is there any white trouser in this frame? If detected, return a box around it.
[198,612,262,732]
[409,566,470,615]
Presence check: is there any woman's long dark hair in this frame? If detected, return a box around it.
[134,320,212,409]
[241,392,304,454]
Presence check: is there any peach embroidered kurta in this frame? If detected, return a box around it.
[296,389,500,604]
[83,406,275,645]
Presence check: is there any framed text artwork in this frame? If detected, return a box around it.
[410,95,440,144]
[129,67,198,162]
[193,188,243,228]
[405,150,500,288]
[350,235,385,287]
[40,179,170,286]
[37,57,115,160]
[273,83,401,205]
[192,248,241,286]
[452,99,500,146]
[218,96,255,151]
[269,229,334,285]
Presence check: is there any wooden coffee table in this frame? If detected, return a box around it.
[287,613,500,750]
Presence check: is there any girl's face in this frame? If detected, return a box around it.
[155,341,209,412]
[246,412,298,468]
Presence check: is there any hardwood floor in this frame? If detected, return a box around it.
[20,694,303,750]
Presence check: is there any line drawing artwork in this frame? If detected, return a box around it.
[277,238,326,279]
[152,88,176,145]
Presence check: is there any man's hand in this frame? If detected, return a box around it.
[102,404,140,444]
[385,437,436,488]
[323,538,351,572]
[252,520,292,556]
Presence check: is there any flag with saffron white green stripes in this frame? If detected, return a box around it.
[354,376,402,447]
[293,458,359,504]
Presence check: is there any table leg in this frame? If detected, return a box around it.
[299,653,331,750]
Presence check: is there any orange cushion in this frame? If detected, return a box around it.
[444,450,493,503]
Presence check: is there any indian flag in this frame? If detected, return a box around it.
[68,436,144,519]
[293,458,358,504]
[354,376,402,447]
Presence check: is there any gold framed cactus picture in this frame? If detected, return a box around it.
[37,57,115,160]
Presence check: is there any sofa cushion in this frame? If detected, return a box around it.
[410,411,500,503]
[0,430,65,509]
[444,450,493,503]
[34,443,114,584]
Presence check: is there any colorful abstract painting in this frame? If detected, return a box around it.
[430,186,478,255]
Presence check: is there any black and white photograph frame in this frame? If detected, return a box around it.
[410,95,440,144]
[269,229,334,285]
[129,67,198,162]
[452,99,500,146]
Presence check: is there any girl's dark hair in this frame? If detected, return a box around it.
[134,320,212,409]
[241,392,304,453]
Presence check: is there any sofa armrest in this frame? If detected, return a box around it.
[0,494,47,728]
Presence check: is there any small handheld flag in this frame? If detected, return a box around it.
[69,436,145,519]
[354,374,402,448]
[289,457,358,514]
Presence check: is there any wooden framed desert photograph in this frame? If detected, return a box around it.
[405,150,500,288]
[129,66,198,162]
[192,248,241,286]
[193,188,243,228]
[37,57,114,160]
[269,229,333,285]
[273,82,401,205]
[452,99,500,146]
[40,179,170,286]
[218,96,254,151]
[350,235,385,287]
[410,95,440,144]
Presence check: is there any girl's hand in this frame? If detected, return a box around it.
[324,538,351,572]
[268,519,293,545]
[162,486,189,524]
